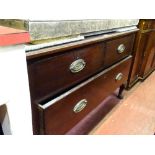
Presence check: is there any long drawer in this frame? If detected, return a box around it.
[38,56,132,135]
[28,42,105,101]
[104,34,135,67]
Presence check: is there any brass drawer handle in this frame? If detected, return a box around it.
[115,73,123,81]
[117,44,126,53]
[73,99,87,113]
[70,59,86,73]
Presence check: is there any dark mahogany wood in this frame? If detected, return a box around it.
[104,34,135,67]
[38,57,132,135]
[126,30,141,88]
[28,43,105,102]
[27,31,136,134]
[117,84,125,99]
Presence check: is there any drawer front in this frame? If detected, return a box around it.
[28,43,105,101]
[38,56,132,135]
[104,34,135,67]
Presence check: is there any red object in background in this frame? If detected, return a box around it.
[0,26,30,46]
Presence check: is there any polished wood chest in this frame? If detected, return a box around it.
[27,30,137,134]
[38,57,131,134]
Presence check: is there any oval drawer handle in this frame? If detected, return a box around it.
[73,99,87,113]
[117,44,126,53]
[70,59,86,73]
[115,73,123,81]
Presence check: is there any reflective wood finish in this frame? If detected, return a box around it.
[38,57,132,135]
[127,20,155,88]
[27,31,136,134]
[28,43,105,102]
[104,34,135,67]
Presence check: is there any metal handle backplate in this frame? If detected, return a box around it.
[70,59,86,73]
[73,99,87,113]
[115,73,123,81]
[117,44,126,53]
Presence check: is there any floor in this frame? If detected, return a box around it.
[90,71,155,135]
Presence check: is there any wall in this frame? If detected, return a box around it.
[0,45,32,135]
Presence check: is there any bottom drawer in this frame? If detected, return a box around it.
[38,56,132,134]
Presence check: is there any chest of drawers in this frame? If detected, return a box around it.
[27,43,105,101]
[38,56,131,134]
[27,29,137,134]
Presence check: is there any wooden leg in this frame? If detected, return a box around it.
[117,84,125,99]
[0,123,3,135]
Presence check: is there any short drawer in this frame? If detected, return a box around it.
[38,56,132,135]
[28,43,105,101]
[104,34,135,67]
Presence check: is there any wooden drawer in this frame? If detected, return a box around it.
[104,34,135,67]
[28,43,105,101]
[38,56,132,135]
[141,20,155,31]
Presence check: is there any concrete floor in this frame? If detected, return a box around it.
[90,71,155,135]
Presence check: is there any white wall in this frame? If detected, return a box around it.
[0,45,33,135]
